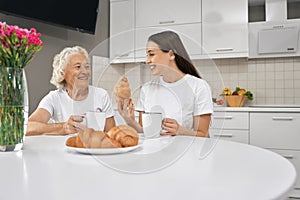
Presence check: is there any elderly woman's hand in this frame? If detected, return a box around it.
[63,115,85,134]
[161,118,181,136]
[117,98,136,125]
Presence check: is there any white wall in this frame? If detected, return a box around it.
[0,0,109,114]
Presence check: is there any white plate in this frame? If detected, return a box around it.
[65,139,142,155]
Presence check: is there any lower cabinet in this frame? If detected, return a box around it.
[209,111,249,144]
[272,149,300,198]
[250,112,300,198]
[211,110,300,197]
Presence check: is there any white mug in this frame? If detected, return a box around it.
[84,111,106,131]
[142,112,163,138]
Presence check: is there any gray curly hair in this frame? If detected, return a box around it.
[50,46,89,88]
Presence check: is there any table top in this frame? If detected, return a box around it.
[0,135,296,200]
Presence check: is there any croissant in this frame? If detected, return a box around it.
[106,125,138,147]
[78,128,122,148]
[114,77,131,102]
[66,135,84,148]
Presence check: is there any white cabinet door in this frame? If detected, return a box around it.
[250,113,300,150]
[272,149,300,197]
[135,23,202,62]
[110,0,134,63]
[202,0,248,57]
[135,0,201,28]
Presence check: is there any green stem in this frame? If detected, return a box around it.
[0,67,25,146]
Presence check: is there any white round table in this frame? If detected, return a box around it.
[0,135,296,200]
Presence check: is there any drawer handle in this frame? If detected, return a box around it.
[213,116,233,119]
[216,48,233,52]
[282,155,294,159]
[159,20,175,24]
[289,195,300,199]
[272,117,294,120]
[213,134,233,137]
[294,187,300,190]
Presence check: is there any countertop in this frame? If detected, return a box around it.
[214,105,300,112]
[0,135,296,200]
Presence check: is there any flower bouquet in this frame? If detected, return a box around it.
[220,87,253,107]
[0,21,43,151]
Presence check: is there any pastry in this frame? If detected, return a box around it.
[78,128,121,148]
[106,125,138,147]
[114,77,131,102]
[65,135,84,148]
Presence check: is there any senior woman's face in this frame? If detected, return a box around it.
[63,53,90,88]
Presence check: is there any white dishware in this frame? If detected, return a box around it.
[142,112,163,138]
[84,111,106,131]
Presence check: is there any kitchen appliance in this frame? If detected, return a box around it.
[248,0,300,58]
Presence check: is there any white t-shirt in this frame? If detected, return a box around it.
[38,85,114,122]
[136,74,213,129]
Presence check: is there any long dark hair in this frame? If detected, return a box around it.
[148,31,201,79]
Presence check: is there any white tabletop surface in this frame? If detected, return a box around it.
[0,135,296,200]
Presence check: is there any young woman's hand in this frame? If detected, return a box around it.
[161,118,181,136]
[117,98,136,125]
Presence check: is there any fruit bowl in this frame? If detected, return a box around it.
[224,95,246,107]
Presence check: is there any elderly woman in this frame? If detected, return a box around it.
[26,46,115,135]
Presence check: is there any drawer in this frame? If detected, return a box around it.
[271,149,300,197]
[210,112,249,130]
[250,113,300,150]
[210,129,249,144]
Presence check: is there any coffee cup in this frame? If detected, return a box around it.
[142,112,163,138]
[84,111,106,131]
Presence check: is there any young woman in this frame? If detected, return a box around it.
[118,31,213,137]
[26,46,115,135]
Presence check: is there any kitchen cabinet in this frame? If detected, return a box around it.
[109,0,135,63]
[135,0,201,28]
[250,112,300,198]
[202,0,248,58]
[272,149,300,198]
[209,111,249,144]
[135,23,202,62]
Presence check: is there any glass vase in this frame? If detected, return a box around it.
[0,67,28,152]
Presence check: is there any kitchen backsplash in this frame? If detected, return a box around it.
[92,56,300,107]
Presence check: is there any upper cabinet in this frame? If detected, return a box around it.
[135,23,202,62]
[135,0,201,28]
[109,0,251,63]
[109,0,135,63]
[202,0,248,58]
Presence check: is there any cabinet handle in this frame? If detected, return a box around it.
[114,53,129,58]
[213,134,233,137]
[289,195,300,199]
[272,117,294,120]
[159,20,175,24]
[213,116,233,119]
[216,48,233,52]
[282,155,294,159]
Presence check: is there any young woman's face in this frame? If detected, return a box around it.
[145,41,172,76]
[63,53,91,89]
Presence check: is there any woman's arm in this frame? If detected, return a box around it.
[26,108,82,136]
[161,114,211,137]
